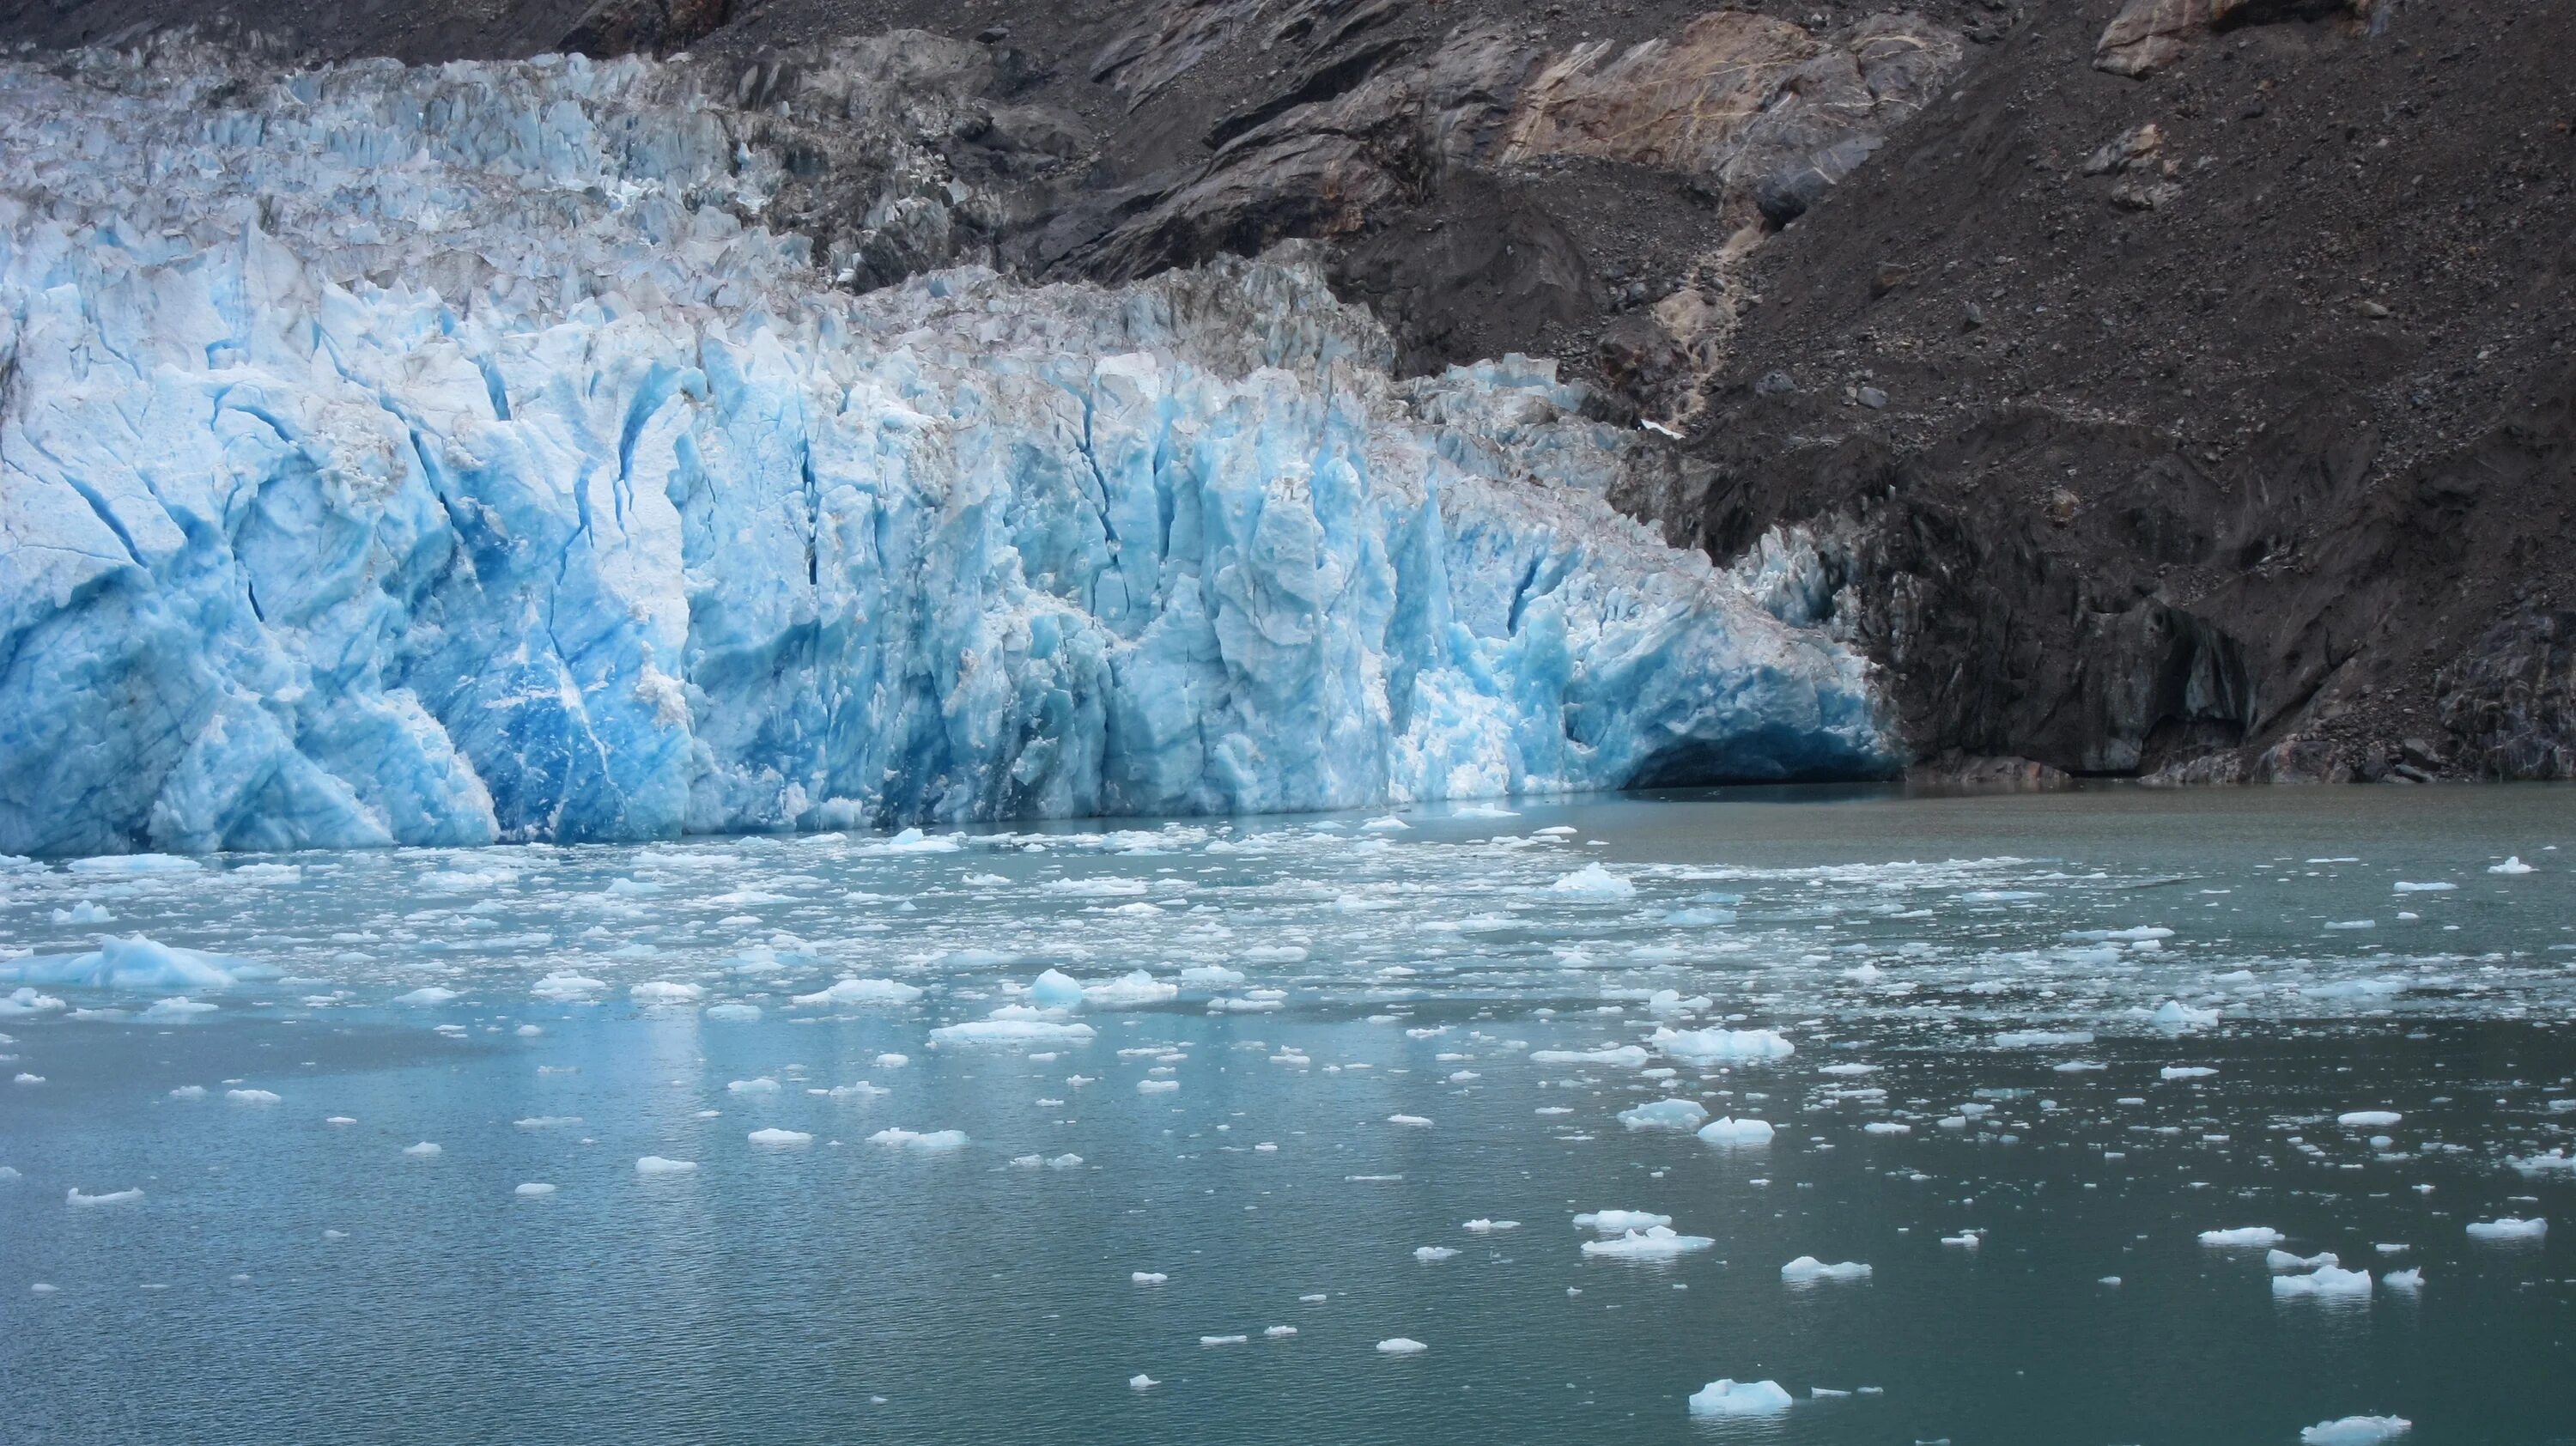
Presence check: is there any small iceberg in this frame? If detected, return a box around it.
[1687,1379,1793,1417]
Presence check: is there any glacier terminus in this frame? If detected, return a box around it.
[0,39,1891,856]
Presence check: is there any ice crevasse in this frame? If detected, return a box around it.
[0,42,1893,855]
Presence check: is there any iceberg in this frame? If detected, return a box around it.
[1687,1379,1793,1417]
[2301,1419,2410,1446]
[790,977,924,1008]
[0,936,276,993]
[1616,1097,1709,1131]
[1696,1115,1776,1145]
[1583,1225,1715,1259]
[0,38,1891,859]
[1649,1026,1795,1065]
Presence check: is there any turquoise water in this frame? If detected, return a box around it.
[4,786,2573,1443]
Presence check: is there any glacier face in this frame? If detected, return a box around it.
[0,40,1893,856]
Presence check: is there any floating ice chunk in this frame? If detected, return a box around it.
[2465,1217,2546,1242]
[392,987,459,1006]
[2199,1226,2284,1248]
[1264,1324,1297,1338]
[1574,1210,1672,1232]
[2300,1417,2411,1445]
[635,1157,698,1175]
[704,1003,762,1022]
[2150,1000,2220,1032]
[2381,1268,2423,1291]
[403,1142,441,1157]
[1376,1338,1428,1356]
[1779,1256,1872,1282]
[1585,1226,1715,1258]
[1862,1121,1911,1135]
[1697,1116,1775,1145]
[2488,857,2534,874]
[875,1054,909,1069]
[1085,971,1179,1008]
[325,1115,355,1126]
[929,1018,1096,1047]
[1178,965,1246,987]
[2063,927,2173,943]
[2336,1110,2402,1128]
[792,977,923,1007]
[2268,1250,2340,1272]
[227,1088,281,1105]
[1200,1334,1249,1346]
[1386,1113,1433,1127]
[878,829,958,854]
[2053,1060,2107,1072]
[1941,1231,1983,1249]
[1028,969,1085,1010]
[1139,1079,1180,1094]
[1413,1246,1460,1262]
[727,1078,780,1094]
[1,987,67,1016]
[867,1127,965,1151]
[1549,864,1636,899]
[1651,1027,1794,1065]
[515,1116,581,1129]
[1132,1272,1169,1285]
[749,1128,815,1146]
[1531,1045,1650,1066]
[531,971,607,1001]
[1463,1219,1520,1233]
[514,1182,556,1198]
[1994,1030,2094,1048]
[2324,920,2376,931]
[1129,1375,1157,1389]
[629,981,704,1005]
[1819,1063,1875,1076]
[52,901,111,923]
[3,936,275,993]
[68,1187,143,1206]
[1687,1379,1793,1417]
[2272,1266,2372,1298]
[141,996,217,1019]
[2510,1149,2575,1175]
[67,854,200,875]
[167,1085,206,1100]
[1619,1098,1709,1131]
[2161,1066,2218,1080]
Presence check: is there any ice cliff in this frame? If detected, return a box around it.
[0,39,1892,855]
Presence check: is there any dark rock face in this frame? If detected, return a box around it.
[5,0,2571,786]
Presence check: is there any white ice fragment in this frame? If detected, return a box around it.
[1386,1113,1432,1127]
[1413,1246,1460,1262]
[532,972,608,1000]
[514,1182,556,1197]
[2162,1066,2218,1079]
[1200,1334,1249,1346]
[67,1187,144,1206]
[1584,1226,1715,1258]
[2272,1266,2372,1298]
[2488,857,2534,874]
[1695,1116,1774,1145]
[749,1127,815,1146]
[2198,1226,2284,1248]
[727,1078,780,1094]
[1779,1256,1872,1282]
[791,977,923,1007]
[2381,1268,2423,1291]
[403,1142,441,1157]
[1573,1210,1672,1232]
[2300,1417,2411,1445]
[392,987,459,1006]
[1649,1026,1794,1065]
[1139,1079,1180,1094]
[1129,1375,1158,1390]
[1687,1379,1793,1417]
[2336,1110,2402,1127]
[866,1127,964,1151]
[629,981,704,1005]
[226,1088,282,1105]
[636,1156,698,1175]
[1618,1098,1708,1131]
[2465,1217,2546,1241]
[1376,1338,1428,1356]
[1548,863,1635,898]
[1462,1218,1520,1233]
[1530,1044,1651,1066]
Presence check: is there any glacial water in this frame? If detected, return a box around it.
[4,785,2573,1445]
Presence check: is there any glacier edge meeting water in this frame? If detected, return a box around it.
[0,41,1892,858]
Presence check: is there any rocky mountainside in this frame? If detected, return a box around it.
[4,0,2570,785]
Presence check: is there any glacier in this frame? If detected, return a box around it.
[0,37,1892,856]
